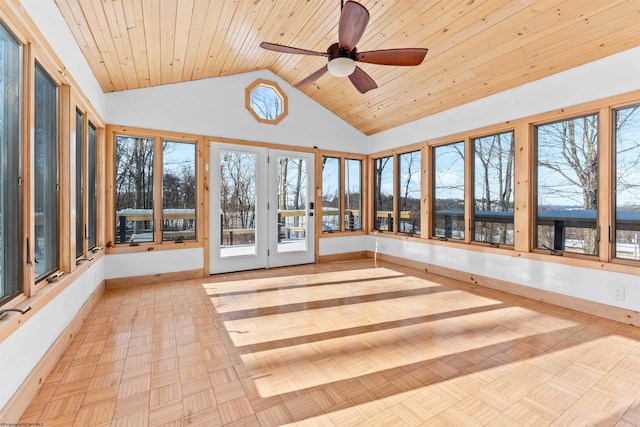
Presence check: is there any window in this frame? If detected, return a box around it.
[398,150,421,236]
[613,104,640,261]
[433,142,465,240]
[373,156,394,231]
[245,79,287,124]
[75,109,84,257]
[114,133,198,245]
[34,64,59,281]
[344,158,362,230]
[114,135,154,244]
[87,122,97,250]
[162,141,196,241]
[0,23,22,304]
[322,157,340,231]
[473,131,515,245]
[535,114,599,255]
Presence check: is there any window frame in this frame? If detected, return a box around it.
[318,151,366,234]
[245,79,288,125]
[106,126,204,252]
[471,130,516,248]
[611,102,640,264]
[533,112,600,258]
[32,61,61,283]
[0,20,23,306]
[431,140,466,241]
[71,90,103,262]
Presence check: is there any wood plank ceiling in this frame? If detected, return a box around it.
[55,0,640,135]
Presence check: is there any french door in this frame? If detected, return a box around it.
[210,143,315,274]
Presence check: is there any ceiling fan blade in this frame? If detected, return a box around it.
[338,1,370,52]
[260,42,328,57]
[356,48,429,66]
[348,66,377,94]
[295,65,328,88]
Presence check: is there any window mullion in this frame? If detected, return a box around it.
[513,123,532,252]
[339,157,344,231]
[463,137,473,244]
[598,107,612,262]
[154,137,163,243]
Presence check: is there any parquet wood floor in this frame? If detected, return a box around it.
[18,260,640,426]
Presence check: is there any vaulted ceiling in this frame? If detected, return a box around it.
[55,0,640,135]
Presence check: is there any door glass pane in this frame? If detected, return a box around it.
[433,142,465,240]
[277,155,307,253]
[162,141,196,241]
[114,135,154,244]
[374,156,394,231]
[345,159,361,230]
[614,104,640,261]
[0,24,22,303]
[87,122,97,249]
[535,114,598,255]
[322,156,340,231]
[398,151,421,236]
[473,131,515,245]
[220,151,257,257]
[34,64,59,280]
[75,109,84,257]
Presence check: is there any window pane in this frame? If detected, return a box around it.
[536,114,598,255]
[34,64,59,280]
[473,131,514,245]
[87,122,97,249]
[277,156,308,253]
[433,142,465,239]
[75,109,84,257]
[398,151,421,236]
[114,135,154,244]
[162,141,196,241]
[345,159,361,230]
[322,157,340,231]
[374,156,394,231]
[220,151,256,256]
[0,24,22,303]
[614,105,640,261]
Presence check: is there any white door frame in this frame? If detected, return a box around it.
[209,143,315,274]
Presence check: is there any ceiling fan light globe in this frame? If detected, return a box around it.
[327,57,356,77]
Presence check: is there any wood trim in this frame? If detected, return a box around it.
[513,122,531,252]
[59,84,73,274]
[598,106,612,263]
[367,250,640,326]
[244,79,288,125]
[463,136,472,244]
[421,145,431,241]
[317,251,368,263]
[0,280,105,422]
[207,135,317,154]
[105,269,205,290]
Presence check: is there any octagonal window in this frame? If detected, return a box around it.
[245,79,287,124]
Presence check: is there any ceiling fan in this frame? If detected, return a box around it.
[260,0,428,94]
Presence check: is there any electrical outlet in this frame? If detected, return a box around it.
[614,286,625,301]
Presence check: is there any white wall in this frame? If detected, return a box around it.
[367,237,640,311]
[106,70,367,153]
[0,259,105,411]
[369,47,640,153]
[104,248,204,279]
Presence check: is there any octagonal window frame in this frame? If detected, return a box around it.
[245,79,288,125]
